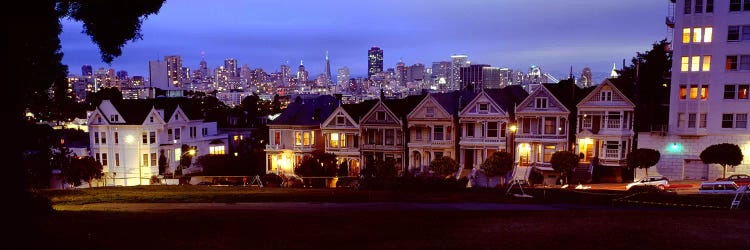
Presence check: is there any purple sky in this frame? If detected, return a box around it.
[60,0,667,80]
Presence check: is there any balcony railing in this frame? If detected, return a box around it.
[604,149,620,159]
[515,134,566,140]
[460,137,503,144]
[265,144,282,150]
[606,120,621,129]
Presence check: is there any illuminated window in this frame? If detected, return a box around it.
[690,85,699,99]
[295,132,302,146]
[274,131,281,145]
[727,56,738,70]
[142,153,149,166]
[691,56,700,72]
[151,153,157,166]
[303,132,311,146]
[682,28,691,43]
[700,85,708,100]
[702,56,711,71]
[329,133,339,148]
[677,113,685,128]
[704,27,712,42]
[693,28,702,43]
[210,145,225,155]
[739,85,749,99]
[543,145,556,162]
[680,85,687,99]
[681,57,689,72]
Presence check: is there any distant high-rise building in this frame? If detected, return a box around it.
[396,60,407,85]
[198,53,209,79]
[297,60,309,83]
[431,61,451,85]
[407,63,425,83]
[149,60,169,89]
[368,46,384,78]
[224,58,238,77]
[82,64,93,77]
[116,70,128,80]
[280,64,291,86]
[325,51,333,86]
[337,67,349,86]
[580,67,593,87]
[181,67,190,80]
[450,54,469,90]
[460,64,489,91]
[481,67,502,89]
[164,55,183,87]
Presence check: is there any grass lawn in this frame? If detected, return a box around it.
[31,208,750,250]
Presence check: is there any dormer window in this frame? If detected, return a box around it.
[336,116,345,125]
[97,116,102,123]
[176,114,179,120]
[110,115,119,122]
[478,103,489,113]
[376,111,385,121]
[535,97,548,109]
[426,107,435,117]
[150,116,154,123]
[600,91,612,101]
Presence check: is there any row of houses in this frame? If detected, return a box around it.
[265,78,636,183]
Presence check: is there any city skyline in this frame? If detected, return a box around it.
[60,0,666,78]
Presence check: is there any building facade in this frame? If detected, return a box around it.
[88,99,227,186]
[638,0,750,181]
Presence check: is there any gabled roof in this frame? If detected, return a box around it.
[430,90,477,115]
[341,99,379,123]
[101,98,201,125]
[483,85,529,116]
[517,84,571,113]
[577,78,635,108]
[605,77,635,101]
[383,94,426,118]
[543,79,594,112]
[270,95,338,126]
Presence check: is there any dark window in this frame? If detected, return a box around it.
[376,111,385,121]
[742,55,750,70]
[730,0,741,11]
[725,85,737,99]
[695,0,702,13]
[467,123,475,137]
[434,126,444,140]
[728,26,740,41]
[706,0,713,12]
[487,122,498,137]
[743,26,750,41]
[722,114,734,128]
[685,0,692,13]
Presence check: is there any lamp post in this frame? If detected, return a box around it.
[176,148,196,178]
[508,122,518,162]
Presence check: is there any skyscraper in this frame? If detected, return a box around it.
[164,55,183,87]
[407,63,425,84]
[81,64,93,77]
[431,61,451,85]
[368,46,383,78]
[297,60,308,84]
[325,51,333,86]
[450,54,469,90]
[149,60,169,89]
[580,67,593,87]
[197,52,209,80]
[280,64,291,86]
[481,66,502,89]
[224,58,238,77]
[396,60,407,85]
[460,64,489,91]
[337,66,349,86]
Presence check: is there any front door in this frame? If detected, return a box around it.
[465,149,474,169]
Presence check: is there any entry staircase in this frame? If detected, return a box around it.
[510,164,532,181]
[571,162,593,184]
[731,185,750,209]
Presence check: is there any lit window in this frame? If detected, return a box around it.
[680,85,687,99]
[690,85,699,99]
[693,28,702,43]
[700,85,708,100]
[681,57,689,72]
[683,28,691,43]
[274,131,281,145]
[303,132,311,146]
[142,153,149,166]
[704,27,712,42]
[739,85,749,99]
[151,153,157,166]
[329,133,339,148]
[295,132,302,146]
[691,56,700,72]
[210,145,225,155]
[727,56,738,70]
[702,56,711,71]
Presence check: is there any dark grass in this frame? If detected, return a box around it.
[31,208,750,250]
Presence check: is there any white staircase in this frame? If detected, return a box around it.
[511,165,531,181]
[731,185,750,209]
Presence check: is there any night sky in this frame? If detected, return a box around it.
[60,0,667,80]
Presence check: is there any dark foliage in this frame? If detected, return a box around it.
[62,156,103,187]
[700,143,744,179]
[429,156,460,178]
[481,152,513,177]
[618,39,672,133]
[550,151,580,184]
[626,148,661,176]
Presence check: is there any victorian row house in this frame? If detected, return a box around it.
[266,79,636,183]
[88,99,228,186]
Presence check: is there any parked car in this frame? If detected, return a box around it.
[626,176,669,191]
[698,181,740,194]
[716,174,750,186]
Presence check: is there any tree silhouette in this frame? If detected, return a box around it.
[550,151,580,184]
[626,148,661,177]
[618,39,672,133]
[429,156,459,178]
[62,156,104,188]
[480,152,514,185]
[700,143,744,179]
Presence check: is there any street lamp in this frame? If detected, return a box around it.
[176,148,196,178]
[508,122,518,163]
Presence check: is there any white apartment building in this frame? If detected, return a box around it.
[88,99,228,186]
[638,0,750,180]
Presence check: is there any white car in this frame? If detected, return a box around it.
[626,176,670,191]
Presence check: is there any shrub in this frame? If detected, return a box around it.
[262,173,283,187]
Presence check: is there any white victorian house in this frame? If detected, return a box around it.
[512,85,570,180]
[458,86,528,170]
[88,99,228,186]
[407,91,475,173]
[576,79,635,182]
[321,100,377,176]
